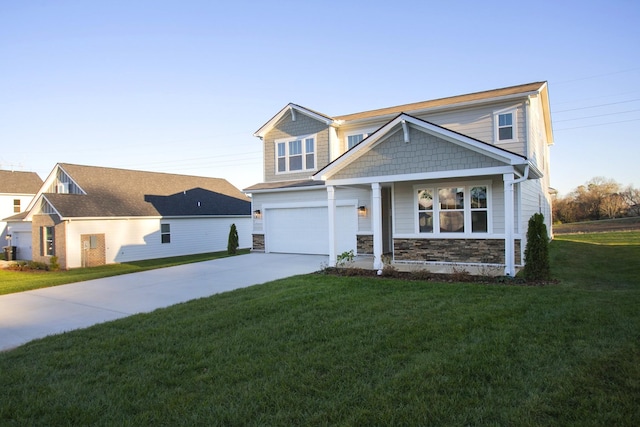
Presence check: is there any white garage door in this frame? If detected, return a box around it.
[265,206,356,255]
[13,231,33,261]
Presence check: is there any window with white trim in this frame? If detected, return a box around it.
[275,135,315,173]
[416,184,490,234]
[13,199,20,213]
[161,223,171,244]
[347,133,364,149]
[494,109,516,142]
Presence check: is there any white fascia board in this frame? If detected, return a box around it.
[24,195,63,221]
[262,199,357,210]
[323,166,517,187]
[245,184,327,195]
[24,164,86,212]
[254,104,334,138]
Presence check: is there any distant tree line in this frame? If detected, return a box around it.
[553,177,640,223]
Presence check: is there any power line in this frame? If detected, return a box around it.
[554,118,640,131]
[554,108,640,123]
[553,98,640,113]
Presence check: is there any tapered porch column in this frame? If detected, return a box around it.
[372,182,383,270]
[327,185,337,266]
[503,173,515,276]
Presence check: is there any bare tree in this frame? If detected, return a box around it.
[622,185,640,216]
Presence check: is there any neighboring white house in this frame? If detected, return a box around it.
[9,163,251,269]
[0,170,43,260]
[244,82,554,276]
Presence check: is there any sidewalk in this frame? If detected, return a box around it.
[0,253,327,352]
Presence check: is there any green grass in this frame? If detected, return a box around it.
[1,234,638,425]
[0,249,249,295]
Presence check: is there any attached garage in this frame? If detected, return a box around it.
[12,231,32,261]
[264,205,357,255]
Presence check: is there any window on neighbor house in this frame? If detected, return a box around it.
[495,109,516,142]
[89,235,98,249]
[42,226,54,256]
[416,185,489,234]
[275,136,315,173]
[161,224,171,244]
[13,199,20,213]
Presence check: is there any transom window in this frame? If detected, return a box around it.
[495,109,516,142]
[416,185,490,234]
[276,135,315,173]
[347,134,364,149]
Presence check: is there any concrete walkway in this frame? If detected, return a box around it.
[0,253,327,352]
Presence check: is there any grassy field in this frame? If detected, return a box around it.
[0,233,638,425]
[0,249,249,296]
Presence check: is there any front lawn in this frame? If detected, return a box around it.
[0,234,638,425]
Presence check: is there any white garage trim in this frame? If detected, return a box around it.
[263,200,357,255]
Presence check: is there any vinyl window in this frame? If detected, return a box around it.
[161,223,171,244]
[416,184,490,234]
[494,108,517,142]
[275,135,316,173]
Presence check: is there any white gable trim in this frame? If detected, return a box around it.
[24,164,86,212]
[254,103,334,138]
[314,114,527,181]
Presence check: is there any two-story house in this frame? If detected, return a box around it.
[244,82,553,276]
[0,170,43,260]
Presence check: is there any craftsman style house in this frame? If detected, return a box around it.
[244,82,553,275]
[1,170,43,259]
[8,163,251,269]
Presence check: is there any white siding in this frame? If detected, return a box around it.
[65,217,251,268]
[0,194,36,242]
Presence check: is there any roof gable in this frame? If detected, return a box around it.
[27,163,251,219]
[254,103,334,138]
[315,114,527,181]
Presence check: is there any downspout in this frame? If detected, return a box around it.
[504,164,530,277]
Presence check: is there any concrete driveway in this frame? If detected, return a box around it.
[0,253,327,352]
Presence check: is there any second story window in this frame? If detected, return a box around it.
[275,135,316,174]
[347,134,364,149]
[494,108,517,142]
[13,199,20,213]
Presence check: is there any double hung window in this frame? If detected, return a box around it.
[13,199,20,213]
[276,135,315,173]
[416,185,490,234]
[161,224,171,244]
[42,226,54,256]
[494,108,516,142]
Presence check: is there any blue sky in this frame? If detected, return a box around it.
[1,0,639,196]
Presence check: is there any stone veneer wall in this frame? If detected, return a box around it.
[394,238,521,265]
[252,234,265,251]
[357,235,373,255]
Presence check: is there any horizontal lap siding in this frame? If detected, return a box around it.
[65,217,251,268]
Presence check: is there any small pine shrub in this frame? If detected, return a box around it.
[49,256,60,271]
[227,223,239,255]
[523,213,551,281]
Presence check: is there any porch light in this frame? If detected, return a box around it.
[358,206,367,216]
[253,209,262,219]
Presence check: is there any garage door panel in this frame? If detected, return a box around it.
[266,206,356,255]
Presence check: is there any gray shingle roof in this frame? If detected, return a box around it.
[46,164,251,218]
[0,170,43,194]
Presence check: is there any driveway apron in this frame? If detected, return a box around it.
[0,253,327,352]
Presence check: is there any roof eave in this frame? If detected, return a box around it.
[254,103,335,138]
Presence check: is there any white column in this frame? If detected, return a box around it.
[372,182,383,270]
[503,173,515,276]
[327,185,337,266]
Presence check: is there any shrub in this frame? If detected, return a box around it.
[227,223,239,255]
[336,250,355,267]
[523,213,551,281]
[49,256,60,271]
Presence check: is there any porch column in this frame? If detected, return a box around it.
[372,182,383,270]
[503,173,515,276]
[327,185,337,266]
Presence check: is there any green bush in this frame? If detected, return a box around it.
[523,213,551,281]
[227,223,239,255]
[49,256,60,271]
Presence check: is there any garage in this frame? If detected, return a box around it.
[12,231,33,261]
[265,205,357,255]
